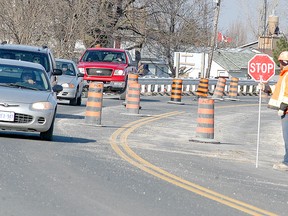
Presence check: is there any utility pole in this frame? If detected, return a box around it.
[262,0,268,36]
[206,0,221,78]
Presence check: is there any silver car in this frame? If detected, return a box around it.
[56,58,84,105]
[0,59,63,140]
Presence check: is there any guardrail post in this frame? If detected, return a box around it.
[85,82,103,126]
[141,85,146,95]
[160,84,166,96]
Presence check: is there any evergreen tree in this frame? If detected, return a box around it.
[273,37,288,67]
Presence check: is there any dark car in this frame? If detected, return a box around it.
[0,43,62,85]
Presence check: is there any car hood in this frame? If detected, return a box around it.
[0,86,52,103]
[57,75,76,84]
[78,62,127,70]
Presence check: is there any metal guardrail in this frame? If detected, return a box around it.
[138,78,276,96]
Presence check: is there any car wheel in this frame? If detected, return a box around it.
[40,114,55,141]
[69,97,77,105]
[69,90,78,106]
[76,94,82,106]
[118,78,127,100]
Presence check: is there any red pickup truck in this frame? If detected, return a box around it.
[77,47,137,95]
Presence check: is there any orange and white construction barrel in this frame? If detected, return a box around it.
[85,82,104,125]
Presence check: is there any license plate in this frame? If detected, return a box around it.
[112,82,124,87]
[0,111,15,121]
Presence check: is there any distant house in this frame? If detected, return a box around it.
[212,49,259,79]
[139,57,170,78]
[172,49,261,79]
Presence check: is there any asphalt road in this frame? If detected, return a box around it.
[0,95,287,216]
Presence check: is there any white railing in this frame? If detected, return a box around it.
[138,78,276,96]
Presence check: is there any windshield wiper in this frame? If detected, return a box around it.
[6,83,39,91]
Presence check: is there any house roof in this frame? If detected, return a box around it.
[238,41,258,49]
[213,49,257,71]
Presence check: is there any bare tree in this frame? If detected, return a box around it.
[0,0,49,44]
[82,0,141,48]
[0,0,213,65]
[143,0,213,77]
[46,0,89,58]
[220,21,248,48]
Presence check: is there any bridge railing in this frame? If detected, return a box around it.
[138,78,276,96]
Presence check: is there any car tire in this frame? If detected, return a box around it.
[40,113,55,141]
[76,94,82,106]
[69,90,79,106]
[69,97,77,105]
[118,77,127,100]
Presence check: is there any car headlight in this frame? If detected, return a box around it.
[62,83,75,88]
[114,70,124,75]
[32,102,54,110]
[78,68,85,74]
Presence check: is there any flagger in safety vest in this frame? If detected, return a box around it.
[264,51,288,171]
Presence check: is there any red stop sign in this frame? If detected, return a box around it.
[248,54,275,82]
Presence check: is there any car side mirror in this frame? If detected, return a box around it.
[52,84,63,93]
[53,68,63,76]
[77,73,84,77]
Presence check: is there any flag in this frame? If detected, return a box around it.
[218,32,232,43]
[223,35,232,43]
[217,32,224,42]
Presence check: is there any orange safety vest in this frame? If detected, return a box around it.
[268,66,288,109]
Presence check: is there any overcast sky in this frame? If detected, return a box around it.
[218,0,287,41]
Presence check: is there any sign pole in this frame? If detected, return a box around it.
[256,76,263,168]
[248,54,275,168]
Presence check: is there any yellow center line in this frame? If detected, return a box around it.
[110,107,277,216]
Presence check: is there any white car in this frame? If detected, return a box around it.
[0,59,63,140]
[56,58,84,105]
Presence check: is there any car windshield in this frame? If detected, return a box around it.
[81,50,126,64]
[0,49,50,72]
[0,64,50,91]
[56,61,76,76]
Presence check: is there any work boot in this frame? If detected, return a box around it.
[273,162,288,171]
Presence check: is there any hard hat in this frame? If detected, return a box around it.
[278,51,288,61]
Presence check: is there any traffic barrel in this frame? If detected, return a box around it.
[85,82,103,125]
[126,82,141,114]
[189,98,219,143]
[168,79,184,105]
[212,78,226,100]
[196,78,209,98]
[122,73,139,103]
[226,77,239,101]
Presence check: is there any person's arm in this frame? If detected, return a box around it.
[264,83,272,94]
[278,76,288,116]
[26,79,35,84]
